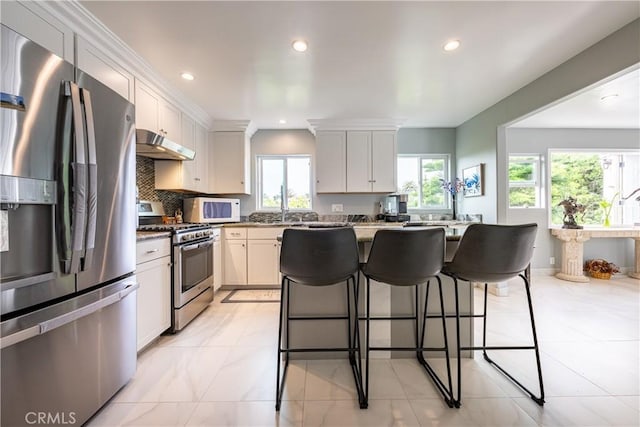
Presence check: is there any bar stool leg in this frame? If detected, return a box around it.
[453,277,462,408]
[275,277,288,411]
[417,277,454,407]
[363,277,371,408]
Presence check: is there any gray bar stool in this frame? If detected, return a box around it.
[276,227,364,410]
[441,223,544,408]
[360,228,454,408]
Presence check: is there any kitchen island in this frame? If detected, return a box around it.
[274,224,474,360]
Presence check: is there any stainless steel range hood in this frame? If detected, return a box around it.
[136,129,196,160]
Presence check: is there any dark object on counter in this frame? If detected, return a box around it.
[360,228,453,408]
[276,228,365,410]
[441,223,544,408]
[384,214,410,222]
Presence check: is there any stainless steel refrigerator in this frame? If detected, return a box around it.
[1,24,138,426]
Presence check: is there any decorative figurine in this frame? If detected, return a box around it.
[558,196,585,229]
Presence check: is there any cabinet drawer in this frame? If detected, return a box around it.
[136,238,171,264]
[247,227,285,240]
[225,228,247,240]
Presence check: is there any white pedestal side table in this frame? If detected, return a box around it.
[550,227,640,282]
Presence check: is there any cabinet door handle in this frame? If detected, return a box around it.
[146,249,159,253]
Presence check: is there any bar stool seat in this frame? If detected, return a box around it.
[360,228,454,408]
[441,223,544,408]
[276,227,364,410]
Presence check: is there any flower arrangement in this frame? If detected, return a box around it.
[583,258,620,280]
[440,178,464,196]
[440,178,463,220]
[598,192,619,227]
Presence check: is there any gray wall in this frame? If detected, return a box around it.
[506,128,639,270]
[456,19,640,268]
[455,19,640,226]
[237,128,456,216]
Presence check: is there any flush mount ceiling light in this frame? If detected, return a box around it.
[181,72,195,81]
[279,119,287,124]
[443,39,461,52]
[292,40,308,52]
[600,93,619,103]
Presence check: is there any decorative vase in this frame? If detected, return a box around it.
[603,216,611,227]
[451,194,457,220]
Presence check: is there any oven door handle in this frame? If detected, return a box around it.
[181,240,213,252]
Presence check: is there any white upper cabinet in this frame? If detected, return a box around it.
[76,36,134,101]
[0,1,74,62]
[315,131,347,193]
[370,131,397,192]
[346,130,396,193]
[159,101,182,143]
[209,131,250,195]
[135,80,181,144]
[154,116,209,193]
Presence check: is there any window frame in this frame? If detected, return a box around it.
[256,154,312,211]
[547,148,639,226]
[508,153,544,209]
[397,154,451,210]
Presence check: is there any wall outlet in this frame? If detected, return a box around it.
[549,257,555,265]
[331,204,343,212]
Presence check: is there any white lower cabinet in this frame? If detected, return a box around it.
[222,227,284,287]
[213,236,222,292]
[247,240,280,285]
[135,238,171,351]
[223,228,248,286]
[247,227,284,286]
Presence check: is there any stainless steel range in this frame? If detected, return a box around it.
[138,203,215,332]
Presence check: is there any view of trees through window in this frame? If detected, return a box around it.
[549,151,639,225]
[508,155,540,208]
[397,155,448,209]
[258,156,311,210]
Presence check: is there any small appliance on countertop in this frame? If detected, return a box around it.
[183,197,240,223]
[383,194,410,222]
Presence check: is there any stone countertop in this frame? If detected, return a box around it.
[223,220,471,228]
[136,231,171,241]
[275,226,463,242]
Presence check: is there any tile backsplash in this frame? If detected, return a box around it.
[136,156,189,217]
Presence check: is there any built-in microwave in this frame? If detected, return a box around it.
[183,197,240,223]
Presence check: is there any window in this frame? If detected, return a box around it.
[257,155,311,210]
[508,154,542,208]
[549,150,639,225]
[397,155,449,209]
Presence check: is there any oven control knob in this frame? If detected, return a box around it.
[196,231,203,237]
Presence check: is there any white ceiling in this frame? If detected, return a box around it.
[512,67,640,128]
[81,1,640,130]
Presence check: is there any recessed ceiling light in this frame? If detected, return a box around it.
[181,72,195,81]
[443,39,461,52]
[600,93,619,103]
[292,40,308,52]
[279,119,287,124]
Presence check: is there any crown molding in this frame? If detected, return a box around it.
[307,118,406,132]
[210,120,257,137]
[39,0,212,129]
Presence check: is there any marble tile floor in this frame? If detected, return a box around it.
[88,274,640,426]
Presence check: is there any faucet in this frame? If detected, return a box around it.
[280,185,287,223]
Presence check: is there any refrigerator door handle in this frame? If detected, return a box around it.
[39,282,138,335]
[0,282,138,349]
[80,88,97,270]
[66,81,88,274]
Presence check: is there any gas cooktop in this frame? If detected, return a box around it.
[137,223,209,232]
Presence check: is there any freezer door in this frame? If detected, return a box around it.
[1,277,138,426]
[75,71,136,291]
[0,24,74,180]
